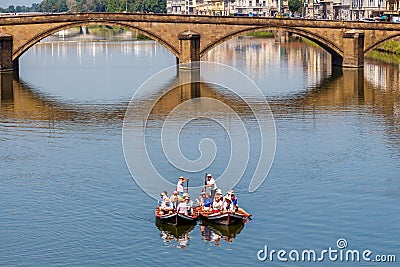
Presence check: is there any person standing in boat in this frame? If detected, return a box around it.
[176,176,188,196]
[205,173,218,199]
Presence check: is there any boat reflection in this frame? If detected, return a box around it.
[155,218,195,249]
[200,221,245,245]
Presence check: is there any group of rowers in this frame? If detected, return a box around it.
[157,173,250,217]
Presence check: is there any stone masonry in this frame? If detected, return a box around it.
[0,13,400,70]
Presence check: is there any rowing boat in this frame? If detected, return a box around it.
[197,210,247,225]
[155,208,198,225]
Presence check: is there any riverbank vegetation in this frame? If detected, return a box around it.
[374,40,400,54]
[246,31,275,38]
[366,50,400,65]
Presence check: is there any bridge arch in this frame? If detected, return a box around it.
[364,33,400,54]
[200,26,344,66]
[12,21,180,61]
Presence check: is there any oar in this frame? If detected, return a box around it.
[186,177,189,193]
[202,173,207,193]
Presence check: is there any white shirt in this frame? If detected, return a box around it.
[207,177,217,190]
[212,199,223,210]
[223,201,234,212]
[161,201,174,210]
[177,202,190,215]
[177,180,184,193]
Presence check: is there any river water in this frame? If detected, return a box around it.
[0,32,399,266]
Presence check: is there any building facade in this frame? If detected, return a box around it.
[166,0,400,20]
[167,0,196,14]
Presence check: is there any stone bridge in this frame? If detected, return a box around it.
[1,13,400,71]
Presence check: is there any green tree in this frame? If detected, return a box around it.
[39,0,68,12]
[133,0,166,13]
[8,5,15,12]
[66,0,79,12]
[288,0,301,14]
[106,0,124,12]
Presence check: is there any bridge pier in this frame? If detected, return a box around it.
[342,31,364,68]
[0,72,14,104]
[178,31,200,69]
[274,30,290,43]
[177,67,200,99]
[0,34,15,72]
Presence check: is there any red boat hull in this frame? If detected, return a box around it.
[198,211,245,225]
[155,210,198,226]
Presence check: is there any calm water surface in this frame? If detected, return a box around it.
[1,33,399,266]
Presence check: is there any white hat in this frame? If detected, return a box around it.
[216,189,222,195]
[207,173,212,177]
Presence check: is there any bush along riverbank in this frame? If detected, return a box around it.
[246,31,275,38]
[374,40,400,54]
[366,50,400,65]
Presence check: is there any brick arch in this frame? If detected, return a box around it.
[200,26,344,65]
[364,33,400,54]
[12,21,180,61]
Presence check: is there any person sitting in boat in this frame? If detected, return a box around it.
[159,199,174,215]
[177,196,193,216]
[205,173,218,199]
[212,191,223,213]
[169,190,183,208]
[176,176,188,196]
[228,191,252,217]
[203,193,213,211]
[223,196,235,212]
[182,193,194,207]
[196,191,206,207]
[228,191,239,211]
[158,191,168,206]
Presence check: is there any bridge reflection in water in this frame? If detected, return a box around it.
[1,65,399,124]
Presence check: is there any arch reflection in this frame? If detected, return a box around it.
[1,64,399,124]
